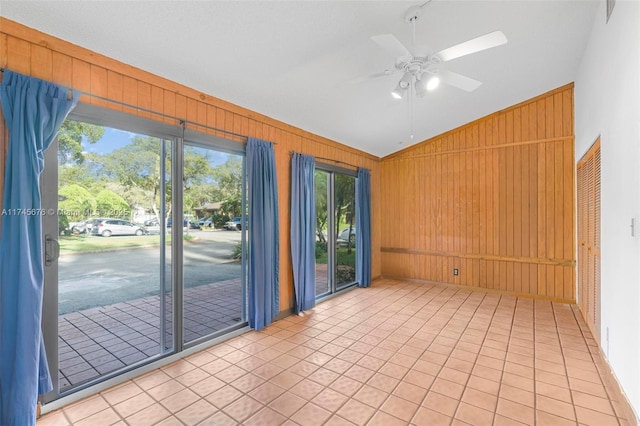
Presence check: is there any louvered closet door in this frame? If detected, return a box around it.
[577,138,601,341]
[577,161,588,318]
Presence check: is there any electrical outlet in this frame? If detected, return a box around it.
[453,268,459,276]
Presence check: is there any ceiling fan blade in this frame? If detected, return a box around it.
[438,70,483,92]
[435,31,507,62]
[340,70,395,86]
[371,34,411,57]
[339,69,397,87]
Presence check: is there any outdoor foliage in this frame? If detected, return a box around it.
[57,119,245,231]
[211,157,243,218]
[231,242,242,260]
[315,241,327,260]
[315,171,327,243]
[58,120,105,164]
[95,190,130,218]
[211,213,232,229]
[58,184,97,220]
[315,171,356,253]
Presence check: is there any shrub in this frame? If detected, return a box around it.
[315,241,327,260]
[336,265,356,283]
[231,242,242,260]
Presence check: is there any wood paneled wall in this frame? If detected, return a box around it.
[0,18,381,312]
[380,85,576,302]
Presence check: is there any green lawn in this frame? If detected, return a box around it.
[315,246,356,268]
[59,234,171,253]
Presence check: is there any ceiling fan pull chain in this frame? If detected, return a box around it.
[409,83,415,144]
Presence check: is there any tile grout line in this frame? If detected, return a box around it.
[552,301,582,426]
[408,287,503,425]
[486,294,517,425]
[323,282,456,425]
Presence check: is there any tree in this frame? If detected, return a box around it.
[100,137,213,223]
[210,157,243,217]
[335,174,356,253]
[183,147,213,212]
[95,189,130,219]
[100,136,170,223]
[58,119,105,164]
[58,184,97,221]
[59,152,106,190]
[315,170,328,243]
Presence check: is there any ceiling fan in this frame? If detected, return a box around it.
[367,2,508,100]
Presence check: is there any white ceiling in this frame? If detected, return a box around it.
[0,1,599,157]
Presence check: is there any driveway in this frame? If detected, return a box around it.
[57,230,244,314]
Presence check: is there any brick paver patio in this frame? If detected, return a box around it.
[57,278,243,391]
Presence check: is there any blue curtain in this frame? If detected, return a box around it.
[0,70,78,424]
[356,168,372,287]
[290,153,316,314]
[247,138,279,330]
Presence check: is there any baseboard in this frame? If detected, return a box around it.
[596,345,640,425]
[379,275,576,304]
[274,308,294,321]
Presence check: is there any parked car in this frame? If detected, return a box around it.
[69,220,86,234]
[224,217,243,230]
[166,218,188,228]
[144,217,159,227]
[338,227,356,246]
[91,218,146,237]
[188,220,201,229]
[71,218,100,234]
[198,217,213,228]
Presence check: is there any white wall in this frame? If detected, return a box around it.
[574,0,640,417]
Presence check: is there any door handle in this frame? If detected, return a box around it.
[44,234,60,266]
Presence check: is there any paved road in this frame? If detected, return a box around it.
[57,230,243,314]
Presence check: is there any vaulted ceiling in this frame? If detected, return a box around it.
[0,1,599,157]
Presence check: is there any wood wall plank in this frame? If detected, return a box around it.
[381,84,576,301]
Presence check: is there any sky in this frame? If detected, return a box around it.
[84,127,232,168]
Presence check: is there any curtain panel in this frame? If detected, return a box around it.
[246,138,279,330]
[0,70,78,425]
[356,167,372,287]
[290,153,316,314]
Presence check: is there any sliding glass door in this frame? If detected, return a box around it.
[41,105,247,401]
[41,120,173,396]
[314,167,358,298]
[181,143,246,345]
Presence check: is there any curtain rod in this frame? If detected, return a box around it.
[78,92,249,142]
[0,68,250,142]
[290,151,358,169]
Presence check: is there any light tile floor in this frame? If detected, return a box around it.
[39,279,636,425]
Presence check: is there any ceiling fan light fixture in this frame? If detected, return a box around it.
[392,72,413,99]
[391,85,405,99]
[427,76,440,91]
[415,77,428,98]
[399,72,413,87]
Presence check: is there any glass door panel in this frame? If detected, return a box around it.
[182,145,245,344]
[315,170,330,297]
[335,174,357,290]
[314,168,358,299]
[51,121,172,392]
